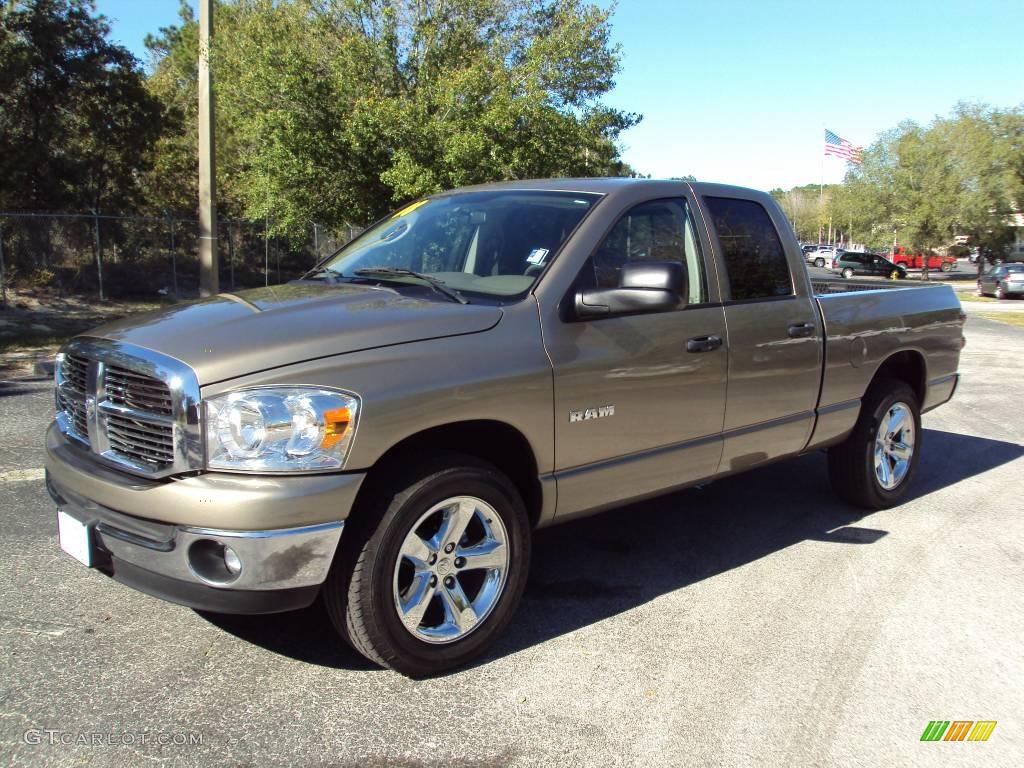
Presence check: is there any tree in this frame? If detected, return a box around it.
[146,0,640,243]
[844,104,1023,255]
[140,2,203,217]
[0,0,161,213]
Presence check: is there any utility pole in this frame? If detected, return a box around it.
[198,0,219,296]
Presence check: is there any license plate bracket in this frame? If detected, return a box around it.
[57,510,92,567]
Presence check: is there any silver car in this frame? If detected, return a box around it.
[977,264,1024,299]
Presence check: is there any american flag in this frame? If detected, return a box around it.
[824,129,863,164]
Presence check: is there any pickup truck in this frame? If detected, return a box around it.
[891,246,957,272]
[45,179,965,676]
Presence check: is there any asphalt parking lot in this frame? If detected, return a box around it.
[1,315,1021,767]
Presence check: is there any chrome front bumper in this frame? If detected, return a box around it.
[47,472,344,613]
[45,422,363,613]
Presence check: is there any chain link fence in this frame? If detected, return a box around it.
[0,212,361,305]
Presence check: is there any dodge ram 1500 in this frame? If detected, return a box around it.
[45,179,965,675]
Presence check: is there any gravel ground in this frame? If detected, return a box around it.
[0,315,1020,767]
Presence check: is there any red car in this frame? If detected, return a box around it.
[890,247,956,272]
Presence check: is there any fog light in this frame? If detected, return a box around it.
[188,539,242,585]
[224,546,242,575]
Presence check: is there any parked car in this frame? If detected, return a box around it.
[834,252,907,280]
[891,246,956,272]
[991,247,1024,265]
[807,246,842,269]
[45,179,964,676]
[977,263,1024,299]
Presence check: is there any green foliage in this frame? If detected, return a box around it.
[28,266,55,287]
[774,105,1024,254]
[0,0,162,213]
[146,0,640,244]
[843,104,1022,254]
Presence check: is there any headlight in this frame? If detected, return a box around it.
[204,387,359,472]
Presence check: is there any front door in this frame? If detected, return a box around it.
[546,197,728,518]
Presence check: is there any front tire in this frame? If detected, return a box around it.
[323,454,530,677]
[828,378,922,509]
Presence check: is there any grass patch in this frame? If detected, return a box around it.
[959,294,1005,303]
[975,313,1024,328]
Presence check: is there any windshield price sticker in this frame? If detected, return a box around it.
[526,248,549,265]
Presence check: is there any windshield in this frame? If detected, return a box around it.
[320,190,600,300]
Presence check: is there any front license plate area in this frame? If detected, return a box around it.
[57,510,92,567]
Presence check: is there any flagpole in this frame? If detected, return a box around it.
[819,127,825,244]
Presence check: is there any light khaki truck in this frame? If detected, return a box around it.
[46,179,965,676]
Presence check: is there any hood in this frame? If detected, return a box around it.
[85,282,502,384]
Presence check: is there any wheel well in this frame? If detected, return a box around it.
[355,420,543,529]
[871,350,926,405]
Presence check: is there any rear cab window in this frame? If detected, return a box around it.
[703,196,793,301]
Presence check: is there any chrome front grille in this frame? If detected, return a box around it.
[105,411,176,465]
[56,385,89,440]
[54,339,202,478]
[63,353,89,393]
[105,365,174,416]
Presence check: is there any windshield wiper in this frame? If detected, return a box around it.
[353,267,469,304]
[300,266,340,283]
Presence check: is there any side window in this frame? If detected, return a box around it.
[704,196,793,301]
[588,198,707,305]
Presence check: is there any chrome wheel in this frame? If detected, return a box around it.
[874,402,915,490]
[392,496,509,644]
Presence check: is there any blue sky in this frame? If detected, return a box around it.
[96,0,1024,191]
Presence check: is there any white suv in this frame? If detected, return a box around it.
[807,247,838,269]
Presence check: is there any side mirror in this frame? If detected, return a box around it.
[575,261,686,318]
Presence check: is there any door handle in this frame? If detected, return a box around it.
[686,335,723,353]
[787,322,816,339]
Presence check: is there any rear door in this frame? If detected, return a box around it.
[698,193,823,473]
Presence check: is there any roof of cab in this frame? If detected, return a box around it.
[430,177,766,200]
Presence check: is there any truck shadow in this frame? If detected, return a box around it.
[198,428,1021,671]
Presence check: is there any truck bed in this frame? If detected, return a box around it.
[808,276,963,446]
[810,278,950,296]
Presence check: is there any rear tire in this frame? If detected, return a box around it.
[996,284,1007,300]
[815,257,825,268]
[323,453,530,677]
[828,378,921,510]
[842,267,855,279]
[940,261,953,272]
[976,282,985,297]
